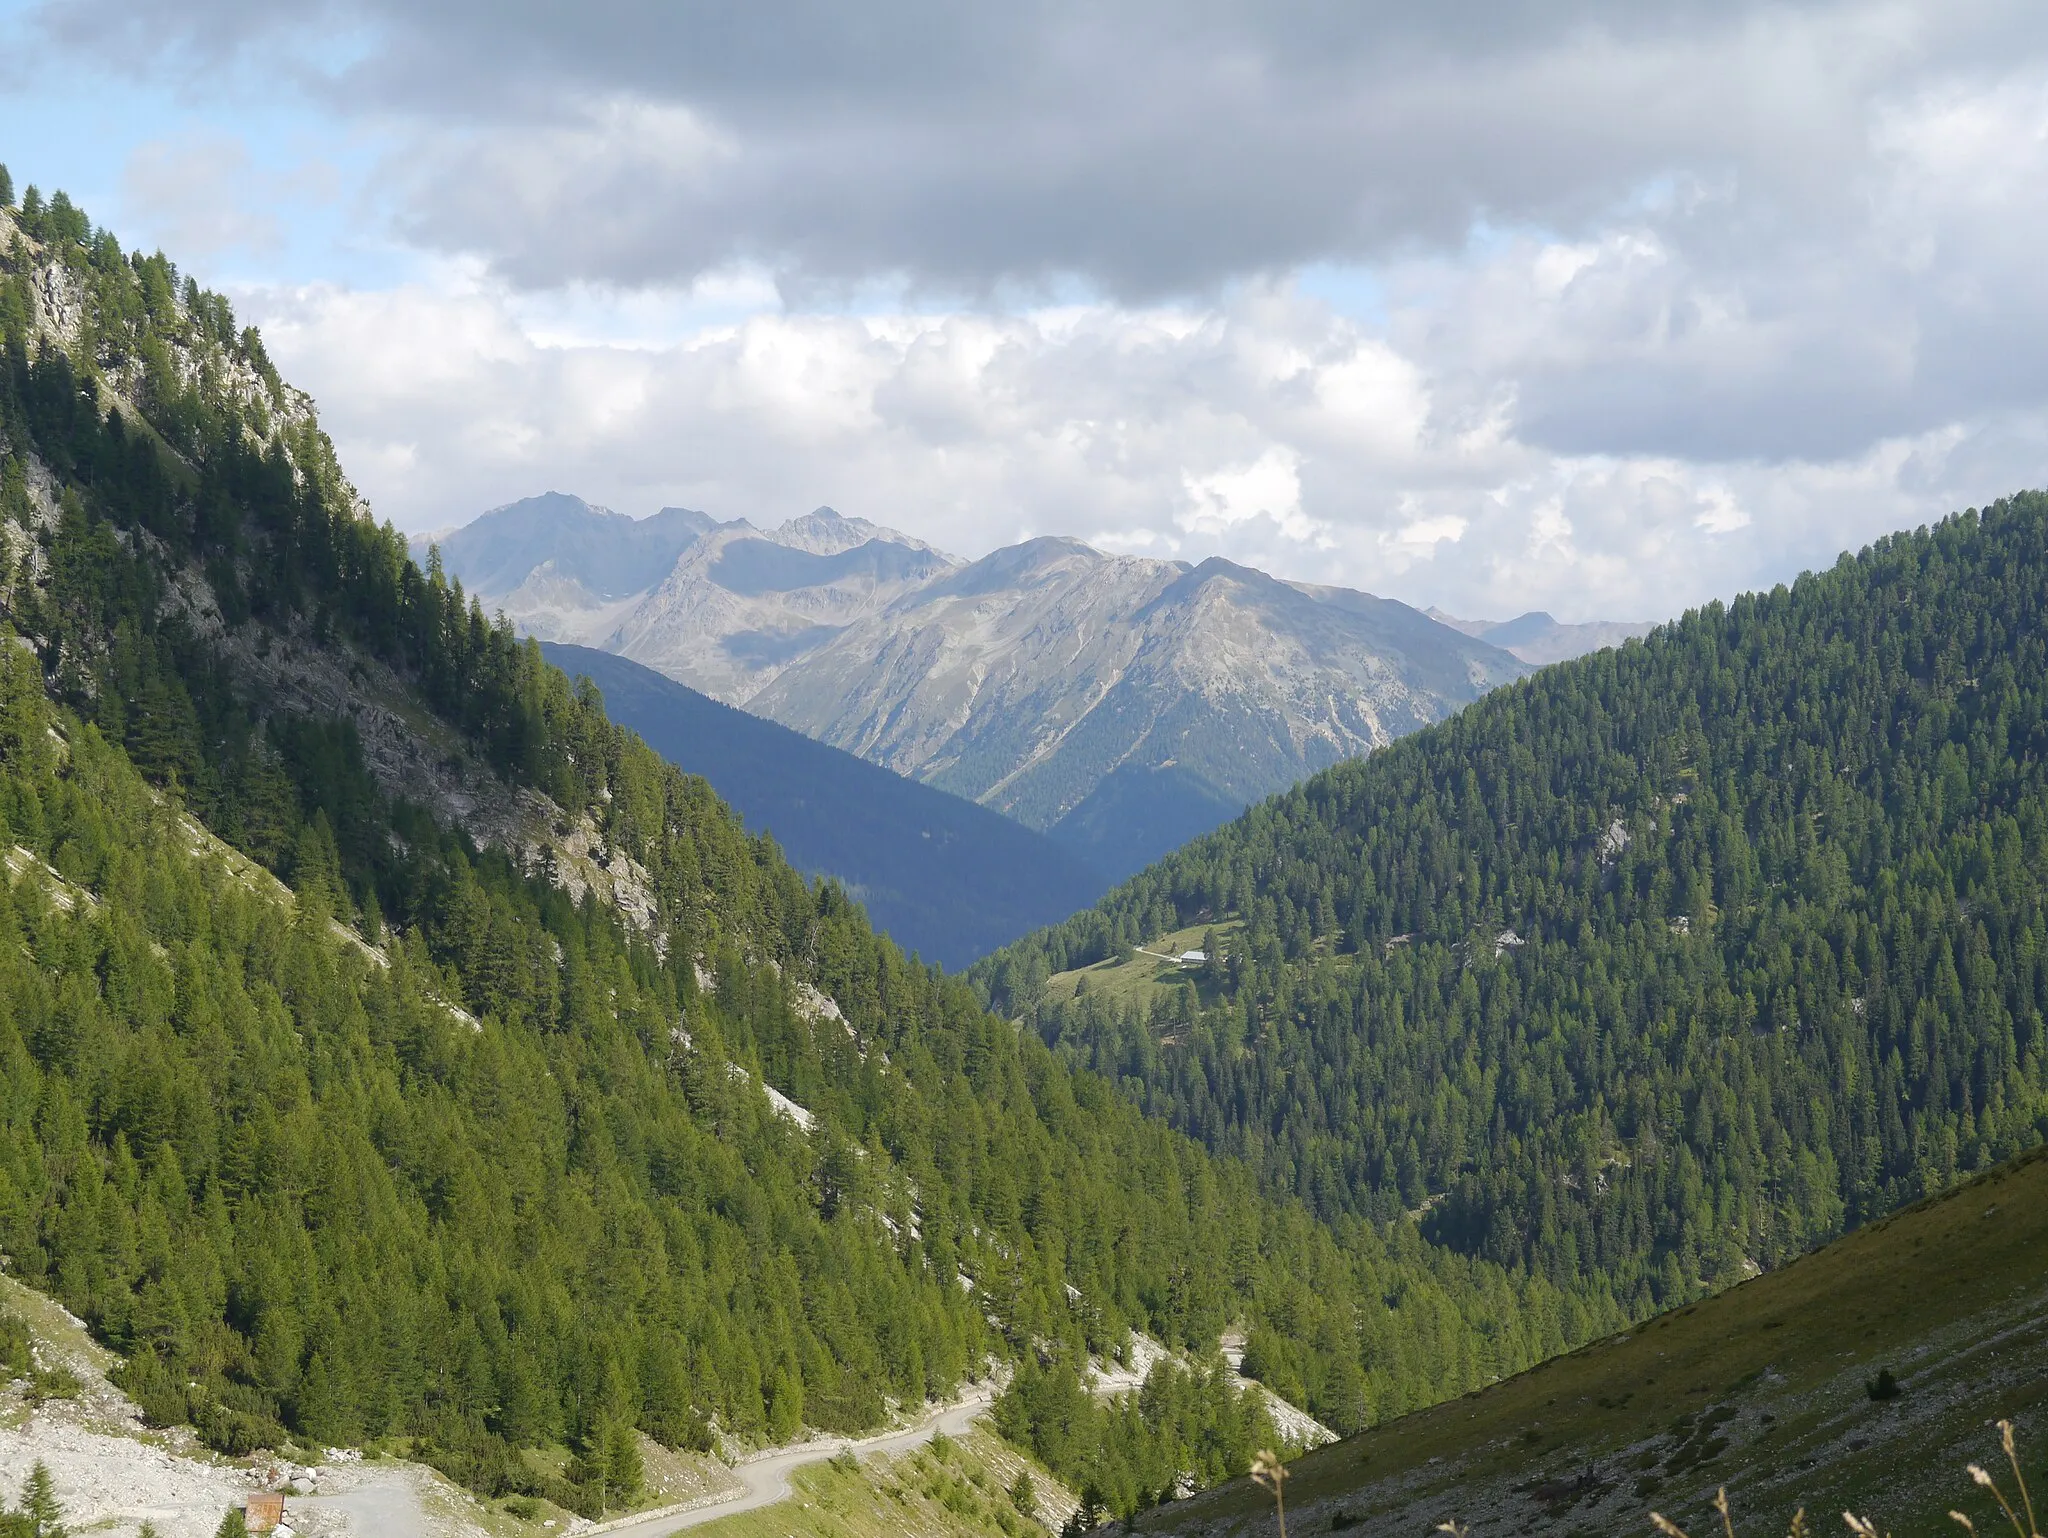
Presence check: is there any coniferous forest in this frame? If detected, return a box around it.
[978,494,2048,1349]
[0,180,1613,1519]
[9,160,2048,1529]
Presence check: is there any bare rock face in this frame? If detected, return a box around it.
[606,515,957,703]
[444,502,1533,878]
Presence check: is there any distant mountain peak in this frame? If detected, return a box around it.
[1425,606,1654,665]
[435,502,1551,878]
[767,504,956,560]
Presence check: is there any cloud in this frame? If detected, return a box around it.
[242,268,2048,624]
[122,133,282,256]
[25,0,2048,624]
[33,1,2047,297]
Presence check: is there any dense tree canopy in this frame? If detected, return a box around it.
[979,495,2048,1325]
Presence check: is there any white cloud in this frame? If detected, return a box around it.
[244,262,2048,625]
[1382,515,1470,557]
[60,0,2043,627]
[1181,449,1321,544]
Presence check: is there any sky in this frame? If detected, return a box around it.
[4,2,2048,623]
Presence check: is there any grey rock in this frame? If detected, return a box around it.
[442,503,1539,878]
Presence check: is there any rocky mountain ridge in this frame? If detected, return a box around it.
[1424,606,1656,665]
[440,496,1535,875]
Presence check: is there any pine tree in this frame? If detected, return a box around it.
[15,1463,65,1538]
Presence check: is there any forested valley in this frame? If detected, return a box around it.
[978,492,2048,1377]
[0,177,1622,1522]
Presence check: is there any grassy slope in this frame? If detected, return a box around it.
[1037,922,1245,1012]
[1142,1146,2048,1538]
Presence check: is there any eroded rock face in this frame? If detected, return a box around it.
[199,607,663,935]
[0,216,667,949]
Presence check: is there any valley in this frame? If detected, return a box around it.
[537,642,1108,968]
[3,121,2047,1538]
[0,180,1576,1536]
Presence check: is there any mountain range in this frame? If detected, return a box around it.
[433,495,1554,878]
[1423,606,1657,664]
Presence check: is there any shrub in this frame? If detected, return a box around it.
[1864,1367,1901,1402]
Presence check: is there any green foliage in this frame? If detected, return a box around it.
[24,1364,81,1406]
[996,1352,1275,1522]
[981,494,2048,1322]
[213,1510,247,1538]
[0,1308,29,1378]
[0,177,1620,1508]
[0,1462,66,1538]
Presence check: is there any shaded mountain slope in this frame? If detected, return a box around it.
[979,495,2048,1330]
[540,642,1108,968]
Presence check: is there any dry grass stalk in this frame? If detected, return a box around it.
[1251,1449,1289,1538]
[1648,1422,2035,1538]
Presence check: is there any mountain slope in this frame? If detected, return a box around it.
[440,511,1530,881]
[539,642,1108,967]
[1141,1143,2048,1538]
[755,545,1529,879]
[979,494,2048,1327]
[606,510,958,703]
[1426,606,1656,664]
[0,178,1616,1523]
[423,490,719,606]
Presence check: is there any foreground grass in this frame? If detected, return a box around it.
[1140,1146,2048,1538]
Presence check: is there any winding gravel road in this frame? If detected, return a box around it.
[289,1388,996,1538]
[599,1388,996,1538]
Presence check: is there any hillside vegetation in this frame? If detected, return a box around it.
[0,176,1616,1521]
[1138,1144,2048,1538]
[980,494,2048,1392]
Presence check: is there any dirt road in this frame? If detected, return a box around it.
[294,1472,435,1538]
[596,1387,995,1538]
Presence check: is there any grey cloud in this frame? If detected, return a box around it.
[33,0,2043,299]
[34,0,2048,507]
